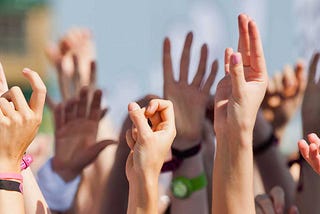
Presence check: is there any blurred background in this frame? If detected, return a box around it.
[0,0,318,160]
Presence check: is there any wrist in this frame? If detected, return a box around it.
[51,158,79,182]
[0,158,21,173]
[216,131,253,150]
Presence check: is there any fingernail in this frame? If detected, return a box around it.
[231,53,241,65]
[23,68,31,73]
[128,102,140,111]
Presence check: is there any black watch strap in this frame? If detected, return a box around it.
[172,143,202,159]
[161,157,183,173]
[0,180,22,193]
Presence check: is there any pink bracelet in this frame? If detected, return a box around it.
[0,173,23,182]
[20,155,33,170]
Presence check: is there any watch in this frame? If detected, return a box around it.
[171,172,207,199]
[161,143,202,173]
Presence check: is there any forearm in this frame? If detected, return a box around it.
[0,190,25,214]
[0,161,25,213]
[213,136,255,214]
[22,168,51,214]
[254,111,295,210]
[101,142,130,213]
[255,147,295,209]
[128,175,158,214]
[171,152,209,214]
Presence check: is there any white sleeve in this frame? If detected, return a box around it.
[37,158,81,212]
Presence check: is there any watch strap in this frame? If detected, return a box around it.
[172,143,202,159]
[190,172,207,192]
[0,180,22,193]
[161,157,183,173]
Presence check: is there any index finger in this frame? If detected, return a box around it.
[22,68,47,115]
[145,99,175,130]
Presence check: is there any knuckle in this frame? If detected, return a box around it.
[0,118,10,127]
[21,111,33,122]
[140,132,152,141]
[36,85,47,94]
[11,113,22,124]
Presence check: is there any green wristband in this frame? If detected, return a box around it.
[171,172,207,199]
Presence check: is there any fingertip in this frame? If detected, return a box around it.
[187,31,193,40]
[308,133,320,143]
[128,102,140,111]
[93,89,102,97]
[146,100,156,115]
[231,53,242,65]
[201,43,208,53]
[22,67,32,74]
[248,20,258,35]
[298,139,307,148]
[212,59,219,69]
[164,37,170,45]
[296,59,305,69]
[238,13,248,22]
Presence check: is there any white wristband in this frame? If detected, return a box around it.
[37,158,81,212]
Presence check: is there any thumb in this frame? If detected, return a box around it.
[229,52,246,99]
[128,102,150,134]
[78,140,117,169]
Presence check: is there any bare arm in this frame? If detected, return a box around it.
[254,111,296,211]
[23,168,51,214]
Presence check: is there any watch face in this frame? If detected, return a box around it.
[172,180,188,198]
[171,177,191,199]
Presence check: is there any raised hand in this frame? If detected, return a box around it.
[46,28,96,107]
[298,53,320,173]
[255,186,299,214]
[213,14,268,214]
[262,62,306,138]
[214,16,268,144]
[298,133,320,174]
[0,66,46,173]
[163,32,218,150]
[126,99,176,179]
[301,53,320,136]
[126,99,176,214]
[51,87,114,181]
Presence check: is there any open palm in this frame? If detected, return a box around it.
[163,32,218,149]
